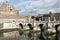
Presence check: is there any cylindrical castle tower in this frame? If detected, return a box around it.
[0,4,19,16]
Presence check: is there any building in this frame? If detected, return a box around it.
[52,13,60,21]
[0,4,31,27]
[37,12,60,21]
[0,4,32,38]
[0,4,19,16]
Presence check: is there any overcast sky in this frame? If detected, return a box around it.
[0,0,60,16]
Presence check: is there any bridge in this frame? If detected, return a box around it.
[0,21,60,34]
[0,27,41,33]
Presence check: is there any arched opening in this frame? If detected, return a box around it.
[39,24,44,32]
[19,23,23,29]
[55,24,60,33]
[55,24,60,40]
[27,24,33,30]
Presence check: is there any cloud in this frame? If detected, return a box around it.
[0,0,10,3]
[48,9,56,13]
[16,0,59,16]
[16,0,58,8]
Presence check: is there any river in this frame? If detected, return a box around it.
[0,31,60,40]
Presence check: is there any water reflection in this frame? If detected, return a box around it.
[0,31,60,40]
[55,32,60,40]
[38,32,46,40]
[28,31,34,40]
[0,31,19,40]
[19,31,60,40]
[55,33,58,40]
[19,31,48,40]
[19,31,23,35]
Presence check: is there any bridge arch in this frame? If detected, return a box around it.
[55,24,60,33]
[27,23,33,30]
[39,24,44,28]
[38,24,44,32]
[19,23,24,29]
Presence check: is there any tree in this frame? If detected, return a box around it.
[35,17,39,21]
[31,16,35,19]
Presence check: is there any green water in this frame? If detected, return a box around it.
[0,31,60,40]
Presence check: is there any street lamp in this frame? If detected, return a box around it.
[31,16,35,28]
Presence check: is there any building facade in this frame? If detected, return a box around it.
[0,4,32,38]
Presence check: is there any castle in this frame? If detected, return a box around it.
[0,4,32,38]
[0,4,32,29]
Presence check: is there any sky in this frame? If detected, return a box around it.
[0,0,60,16]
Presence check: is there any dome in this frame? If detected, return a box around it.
[0,4,19,16]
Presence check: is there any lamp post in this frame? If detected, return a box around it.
[31,16,35,28]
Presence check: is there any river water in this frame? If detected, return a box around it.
[0,31,60,40]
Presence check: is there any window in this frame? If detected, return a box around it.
[10,9,12,11]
